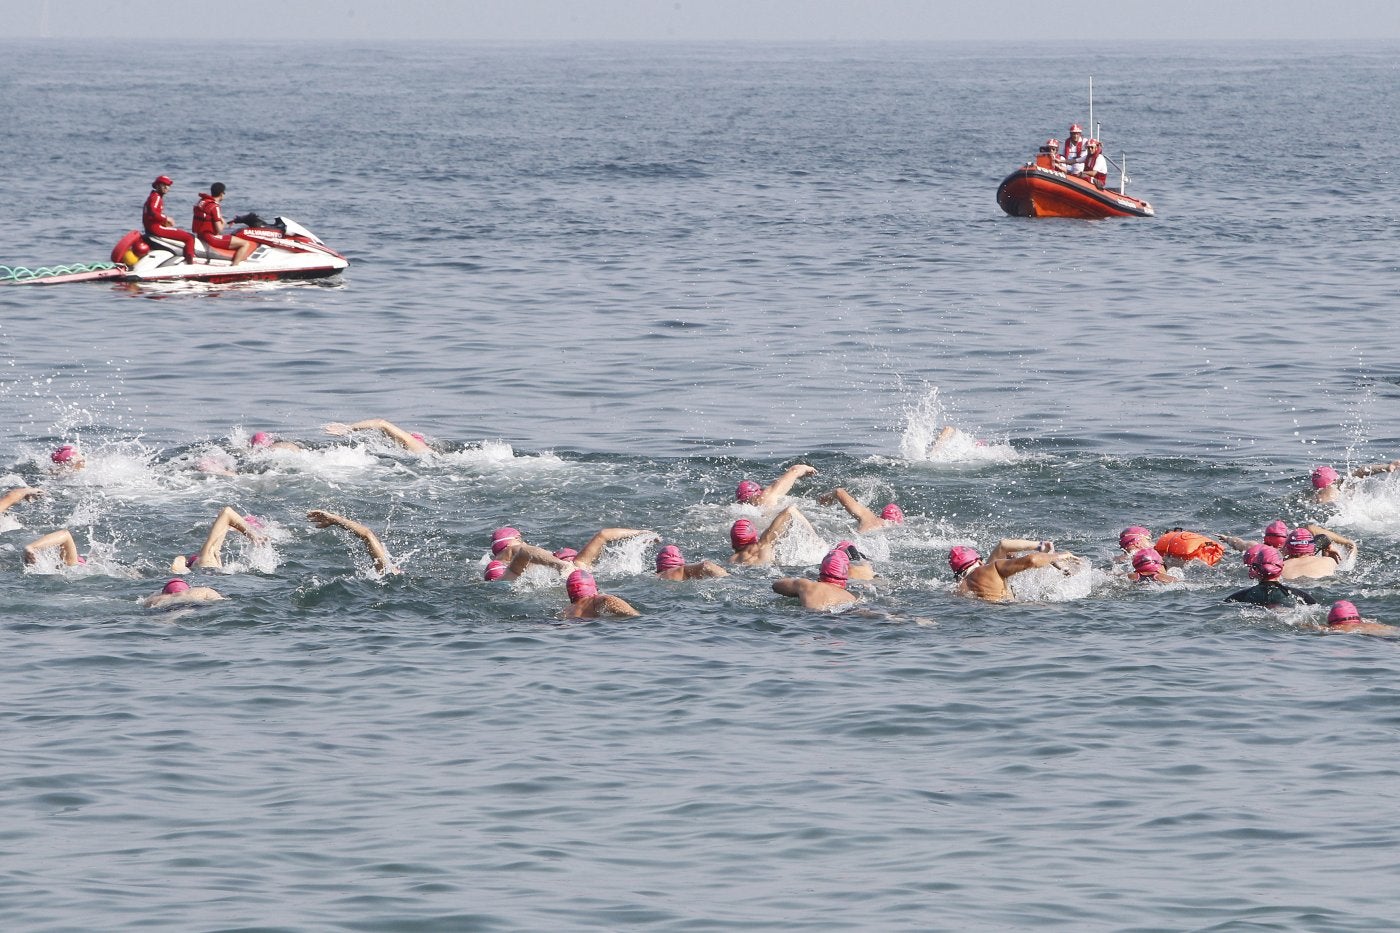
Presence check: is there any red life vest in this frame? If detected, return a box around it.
[192,194,222,239]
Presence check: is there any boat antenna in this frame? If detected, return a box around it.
[1088,75,1093,143]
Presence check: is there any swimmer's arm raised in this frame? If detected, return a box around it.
[307,509,398,575]
[757,464,818,506]
[0,487,43,514]
[759,505,807,546]
[989,538,1050,561]
[23,528,79,566]
[816,487,882,530]
[506,543,573,576]
[324,419,429,453]
[574,527,659,568]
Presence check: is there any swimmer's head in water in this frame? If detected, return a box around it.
[250,432,272,447]
[483,560,507,581]
[833,540,865,561]
[655,545,686,571]
[1119,526,1151,551]
[51,444,79,464]
[1311,465,1340,489]
[1263,520,1289,547]
[735,480,762,504]
[818,548,850,588]
[948,545,981,575]
[729,519,757,549]
[1131,548,1165,577]
[566,569,598,602]
[1328,600,1361,625]
[881,503,904,524]
[410,432,426,443]
[1242,542,1266,567]
[1249,545,1284,581]
[553,547,578,562]
[162,579,190,595]
[1286,527,1316,557]
[491,527,521,555]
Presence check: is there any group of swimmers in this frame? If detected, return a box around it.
[11,419,1400,634]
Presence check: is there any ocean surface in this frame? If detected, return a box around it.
[2,38,1399,931]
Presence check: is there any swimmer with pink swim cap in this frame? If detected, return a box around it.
[142,577,224,608]
[49,444,85,471]
[1220,519,1294,558]
[483,560,507,581]
[728,504,815,567]
[1128,547,1175,584]
[489,526,654,581]
[562,569,640,619]
[733,464,818,507]
[1224,544,1316,608]
[171,506,265,574]
[816,487,905,533]
[553,547,579,562]
[772,546,859,610]
[249,431,304,452]
[1278,523,1356,582]
[1323,600,1396,635]
[655,543,729,581]
[950,537,1086,602]
[1311,457,1400,504]
[1118,526,1152,553]
[323,418,431,454]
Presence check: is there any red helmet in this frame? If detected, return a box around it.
[152,175,173,188]
[1046,138,1060,150]
[1068,124,1083,134]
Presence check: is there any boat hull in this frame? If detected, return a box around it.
[997,166,1154,219]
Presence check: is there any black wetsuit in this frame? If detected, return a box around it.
[1224,580,1317,607]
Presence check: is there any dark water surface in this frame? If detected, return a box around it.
[2,39,1399,930]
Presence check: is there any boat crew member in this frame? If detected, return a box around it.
[1062,125,1089,174]
[192,183,257,266]
[142,175,198,264]
[1083,138,1108,187]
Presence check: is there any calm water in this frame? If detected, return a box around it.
[2,38,1399,931]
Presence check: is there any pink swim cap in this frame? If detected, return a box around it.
[1131,548,1164,576]
[1249,545,1284,580]
[566,569,598,602]
[730,519,757,549]
[1327,600,1360,625]
[51,444,78,463]
[483,560,507,581]
[1263,520,1289,547]
[818,548,850,588]
[881,503,904,524]
[490,527,521,555]
[949,545,981,575]
[655,545,686,571]
[250,432,272,447]
[163,579,190,595]
[553,547,578,562]
[1285,527,1315,557]
[1119,526,1151,550]
[410,432,426,443]
[736,480,763,503]
[1242,542,1265,567]
[1311,466,1340,489]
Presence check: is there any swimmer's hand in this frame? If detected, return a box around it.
[1050,555,1087,575]
[1038,540,1054,553]
[323,422,351,437]
[306,509,347,529]
[796,464,818,478]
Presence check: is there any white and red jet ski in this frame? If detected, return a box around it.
[111,215,348,283]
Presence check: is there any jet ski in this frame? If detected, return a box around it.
[111,214,348,283]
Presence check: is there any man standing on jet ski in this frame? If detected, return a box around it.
[142,175,198,264]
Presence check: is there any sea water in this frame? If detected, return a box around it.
[1,39,1399,930]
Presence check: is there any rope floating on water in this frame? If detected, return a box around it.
[0,261,121,283]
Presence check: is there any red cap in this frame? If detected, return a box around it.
[153,175,173,188]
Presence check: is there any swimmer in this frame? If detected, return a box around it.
[1116,526,1153,561]
[141,578,224,609]
[487,526,573,580]
[654,544,729,581]
[1322,600,1396,637]
[728,504,815,567]
[1224,545,1316,608]
[1279,524,1356,581]
[563,569,640,619]
[323,419,430,454]
[22,528,82,567]
[815,487,904,533]
[1127,548,1178,584]
[831,540,877,581]
[307,509,398,575]
[171,506,264,573]
[0,486,44,519]
[1312,460,1400,504]
[49,444,85,472]
[949,538,1086,602]
[250,431,304,452]
[1221,520,1290,554]
[735,463,818,507]
[772,547,859,610]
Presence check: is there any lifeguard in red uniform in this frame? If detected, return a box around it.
[142,175,198,263]
[192,182,256,266]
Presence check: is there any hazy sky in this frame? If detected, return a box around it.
[3,0,1399,41]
